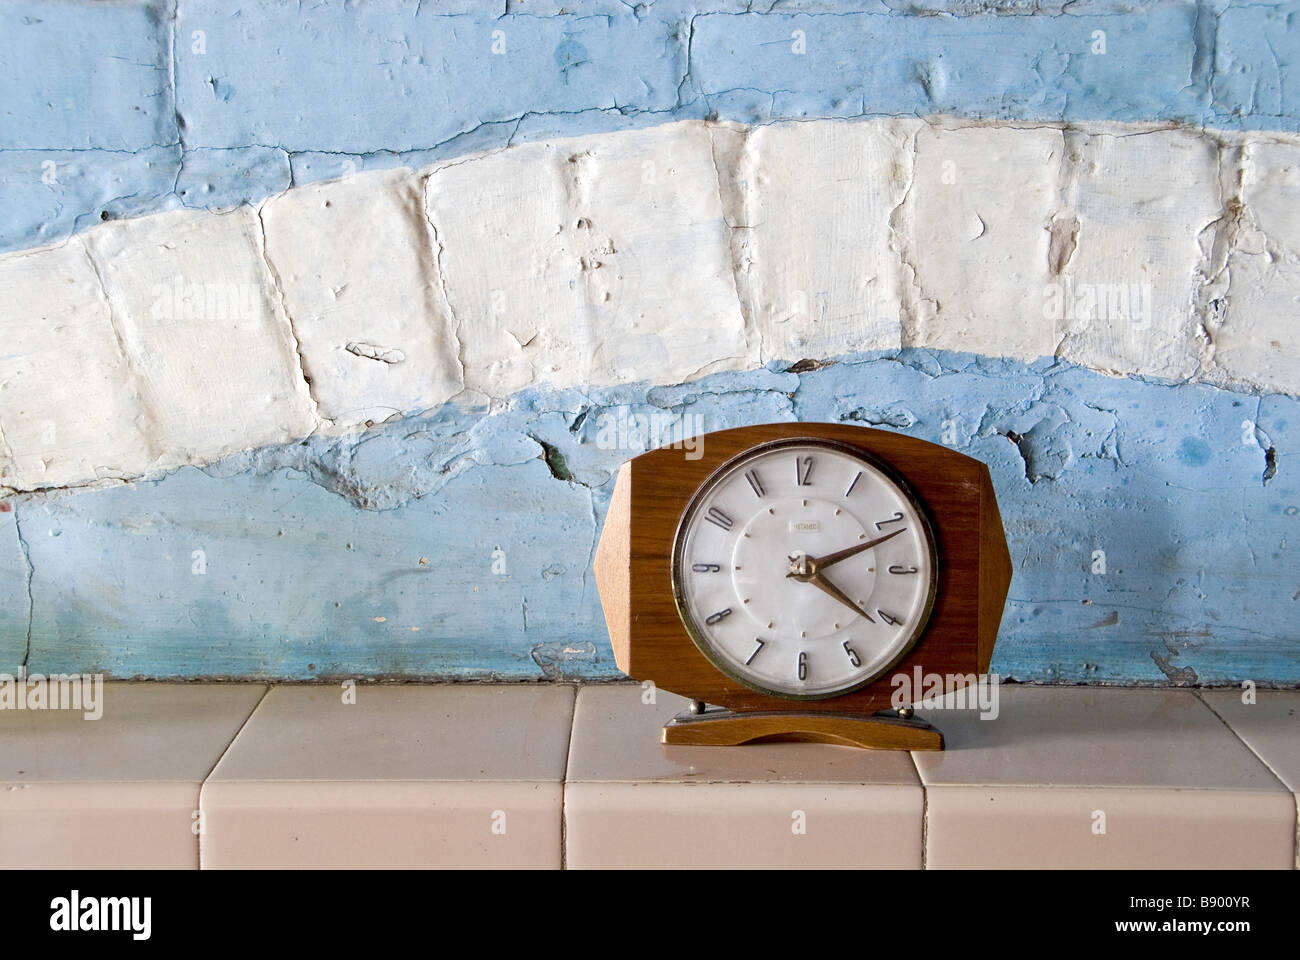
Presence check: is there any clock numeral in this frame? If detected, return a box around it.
[797,650,808,681]
[845,471,862,497]
[843,641,861,668]
[875,512,904,530]
[796,456,814,486]
[888,564,918,575]
[705,608,733,626]
[744,469,765,498]
[877,609,902,626]
[745,638,766,666]
[691,562,721,573]
[705,507,733,531]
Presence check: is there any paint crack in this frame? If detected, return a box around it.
[418,172,471,401]
[254,203,332,432]
[12,505,34,670]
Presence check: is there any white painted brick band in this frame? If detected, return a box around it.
[1,117,1296,493]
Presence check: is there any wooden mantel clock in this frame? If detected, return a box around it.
[593,423,1012,751]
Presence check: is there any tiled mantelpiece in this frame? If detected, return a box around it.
[0,682,1293,869]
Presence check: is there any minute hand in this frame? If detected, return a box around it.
[810,528,904,569]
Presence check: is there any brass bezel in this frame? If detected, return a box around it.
[670,436,940,701]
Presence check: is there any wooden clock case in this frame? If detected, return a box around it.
[593,423,1013,750]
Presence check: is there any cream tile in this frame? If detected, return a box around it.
[913,686,1285,789]
[926,785,1294,870]
[1200,690,1300,793]
[914,687,1293,869]
[203,684,573,868]
[566,781,921,869]
[201,781,561,870]
[565,685,923,869]
[0,682,267,782]
[208,684,574,782]
[0,782,201,869]
[0,682,266,869]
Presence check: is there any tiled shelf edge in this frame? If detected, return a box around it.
[0,683,1293,869]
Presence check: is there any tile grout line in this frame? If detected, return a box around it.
[907,748,928,870]
[920,783,929,871]
[559,683,579,871]
[1195,690,1293,791]
[195,684,273,871]
[1194,690,1298,869]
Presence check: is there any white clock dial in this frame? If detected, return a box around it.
[671,439,937,699]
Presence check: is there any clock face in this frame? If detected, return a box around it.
[671,438,938,700]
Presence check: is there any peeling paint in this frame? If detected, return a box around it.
[345,342,406,365]
[531,640,599,680]
[532,436,577,484]
[1151,649,1200,686]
